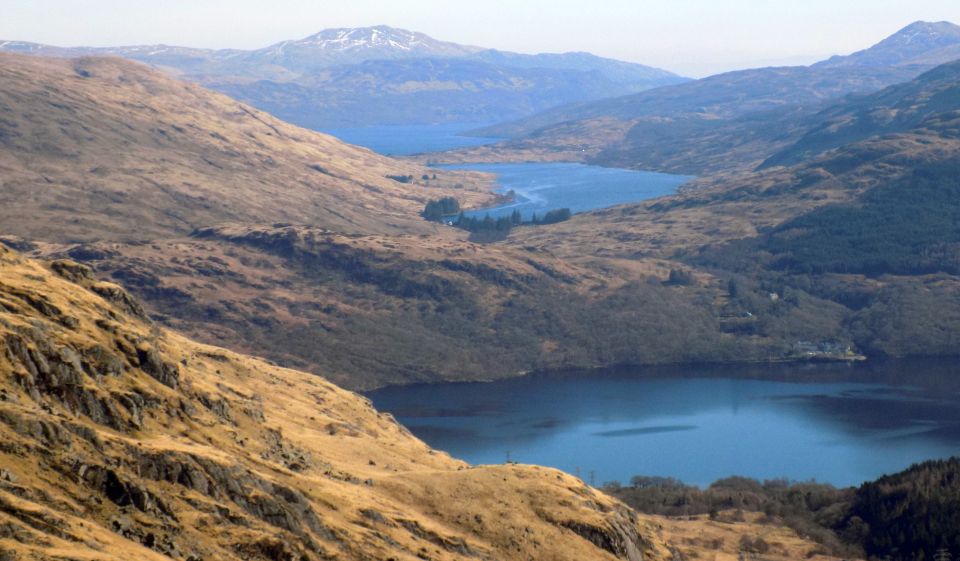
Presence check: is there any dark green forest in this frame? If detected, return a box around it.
[765,163,960,276]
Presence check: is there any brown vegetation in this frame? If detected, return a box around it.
[0,245,673,561]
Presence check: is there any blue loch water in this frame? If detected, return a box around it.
[368,360,960,488]
[439,162,691,221]
[322,122,501,156]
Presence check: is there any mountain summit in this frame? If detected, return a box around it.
[253,25,483,71]
[816,20,960,68]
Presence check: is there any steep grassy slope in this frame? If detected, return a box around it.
[0,53,493,242]
[0,245,677,561]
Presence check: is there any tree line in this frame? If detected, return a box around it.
[605,457,960,561]
[422,197,572,236]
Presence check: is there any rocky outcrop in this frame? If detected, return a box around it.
[560,515,648,561]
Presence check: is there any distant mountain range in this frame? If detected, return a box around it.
[0,25,687,127]
[0,26,484,79]
[455,21,960,174]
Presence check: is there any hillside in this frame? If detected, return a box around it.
[501,67,960,361]
[3,51,960,389]
[847,458,960,560]
[26,223,763,391]
[0,26,686,128]
[762,59,960,167]
[0,52,786,390]
[0,244,678,561]
[473,65,919,138]
[445,21,960,175]
[0,52,494,242]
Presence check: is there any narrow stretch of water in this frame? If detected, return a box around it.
[367,360,960,488]
[321,123,501,156]
[439,162,692,221]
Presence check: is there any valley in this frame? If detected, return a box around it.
[3,11,960,561]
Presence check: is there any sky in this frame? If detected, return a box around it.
[3,0,960,76]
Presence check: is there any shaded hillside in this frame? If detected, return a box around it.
[0,27,685,128]
[760,163,960,276]
[467,49,681,85]
[0,245,677,561]
[763,60,960,167]
[0,52,494,242]
[443,65,921,174]
[474,65,920,139]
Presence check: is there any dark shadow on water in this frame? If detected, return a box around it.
[593,425,698,437]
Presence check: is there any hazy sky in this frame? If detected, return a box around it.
[4,0,960,76]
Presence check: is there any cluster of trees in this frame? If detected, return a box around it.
[421,198,573,235]
[421,197,461,222]
[454,211,521,234]
[604,475,853,554]
[534,208,574,225]
[606,459,960,561]
[665,268,695,286]
[452,207,573,237]
[387,173,437,183]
